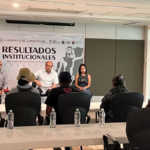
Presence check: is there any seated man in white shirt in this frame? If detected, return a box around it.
[34,61,58,96]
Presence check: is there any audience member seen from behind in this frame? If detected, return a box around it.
[75,64,92,96]
[5,68,41,125]
[0,61,9,95]
[100,74,130,122]
[45,71,80,124]
[7,68,40,103]
[45,71,80,150]
[34,61,58,96]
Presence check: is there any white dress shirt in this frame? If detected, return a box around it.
[35,69,58,92]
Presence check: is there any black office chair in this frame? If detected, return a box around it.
[57,92,91,150]
[13,107,38,126]
[5,91,41,126]
[126,107,150,150]
[57,92,91,124]
[103,108,150,150]
[107,92,143,122]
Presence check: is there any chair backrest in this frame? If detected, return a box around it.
[57,92,91,124]
[5,90,41,126]
[126,108,150,150]
[13,107,38,126]
[111,92,143,122]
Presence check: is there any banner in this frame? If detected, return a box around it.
[0,31,84,88]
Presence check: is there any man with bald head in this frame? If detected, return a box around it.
[34,61,58,96]
[0,61,8,95]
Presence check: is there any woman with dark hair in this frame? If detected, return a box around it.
[75,64,91,95]
[100,74,130,122]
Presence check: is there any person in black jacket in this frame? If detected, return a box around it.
[100,74,130,122]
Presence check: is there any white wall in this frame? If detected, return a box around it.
[145,27,150,103]
[0,20,145,40]
[0,20,146,101]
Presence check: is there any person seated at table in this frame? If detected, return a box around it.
[100,74,130,122]
[75,64,92,96]
[34,61,58,96]
[45,71,80,150]
[45,71,80,124]
[5,68,41,125]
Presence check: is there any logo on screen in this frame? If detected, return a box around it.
[66,41,71,44]
[0,38,3,43]
[53,40,60,44]
[29,40,39,43]
[40,40,47,44]
[6,39,18,42]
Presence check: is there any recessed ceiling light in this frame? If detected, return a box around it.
[13,4,19,7]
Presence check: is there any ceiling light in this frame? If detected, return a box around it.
[13,4,19,7]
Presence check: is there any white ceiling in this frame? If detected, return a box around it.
[0,0,150,25]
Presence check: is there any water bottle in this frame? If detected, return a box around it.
[50,108,56,128]
[7,110,14,130]
[74,109,81,127]
[1,92,5,104]
[99,108,105,126]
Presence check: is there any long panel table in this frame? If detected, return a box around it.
[0,123,128,150]
[0,102,101,114]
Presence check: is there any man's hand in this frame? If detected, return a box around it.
[34,80,42,87]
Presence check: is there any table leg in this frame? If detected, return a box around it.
[95,112,98,123]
